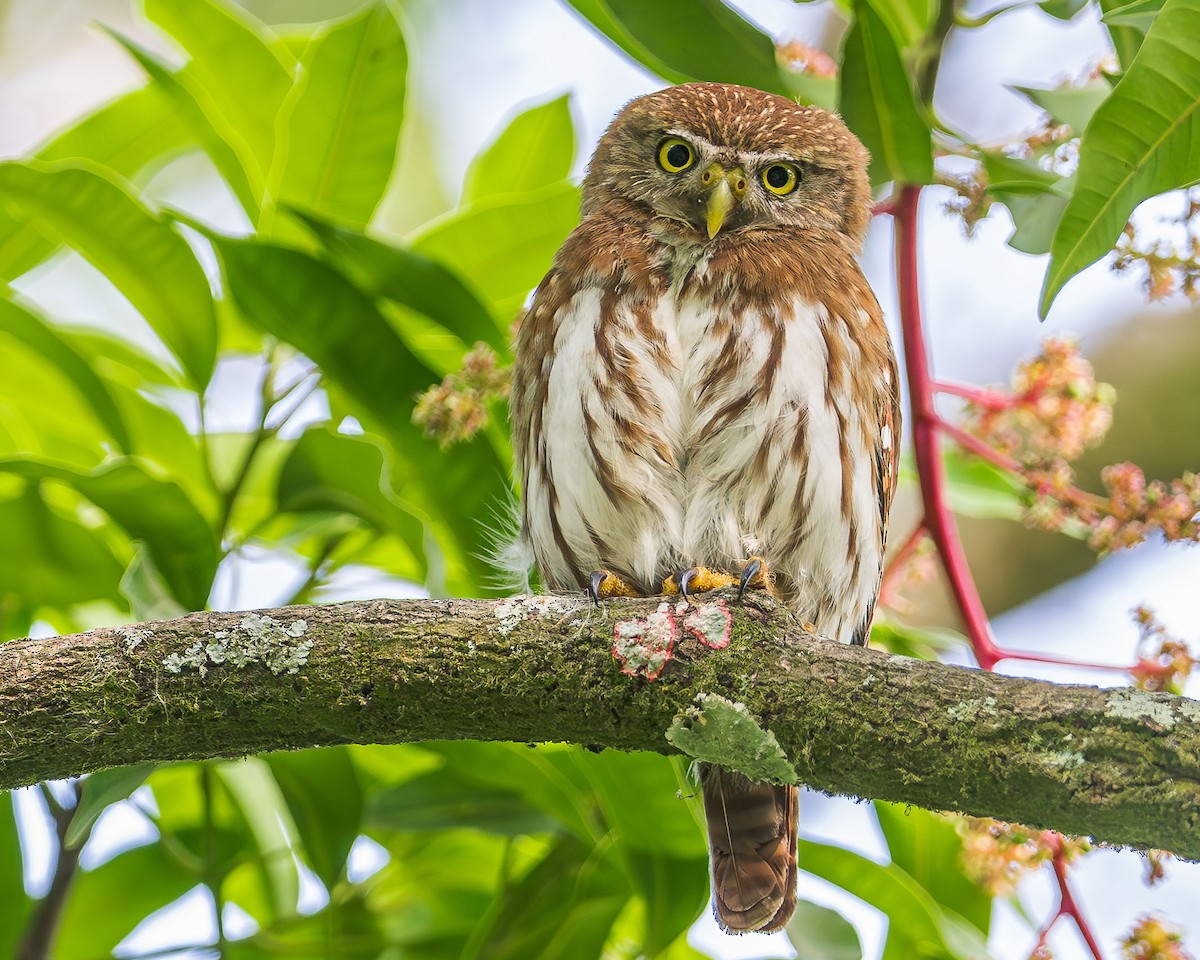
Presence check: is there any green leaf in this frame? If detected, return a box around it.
[625,851,709,954]
[0,85,190,279]
[463,835,628,960]
[410,182,581,321]
[1099,0,1161,64]
[296,213,507,353]
[0,458,219,611]
[265,747,364,888]
[0,160,217,386]
[107,29,260,217]
[275,3,408,226]
[799,839,994,960]
[864,0,939,48]
[215,758,300,921]
[54,841,198,960]
[785,899,863,960]
[1040,0,1200,317]
[0,484,125,612]
[66,763,159,848]
[213,234,513,594]
[277,426,426,581]
[982,153,1073,256]
[839,0,934,186]
[577,751,706,859]
[141,0,294,193]
[666,694,798,784]
[1039,0,1091,19]
[561,0,785,92]
[227,895,384,959]
[875,801,992,934]
[869,621,967,659]
[1101,0,1165,30]
[1011,79,1111,132]
[901,448,1026,520]
[0,292,132,453]
[464,95,576,203]
[369,767,561,835]
[0,796,31,960]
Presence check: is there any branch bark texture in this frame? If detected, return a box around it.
[1,593,1196,858]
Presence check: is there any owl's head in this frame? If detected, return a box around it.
[582,82,872,248]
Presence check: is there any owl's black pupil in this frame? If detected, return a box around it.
[666,143,690,168]
[766,165,791,188]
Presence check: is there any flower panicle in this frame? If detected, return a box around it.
[413,343,511,450]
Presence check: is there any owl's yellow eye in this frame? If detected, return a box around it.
[658,138,694,173]
[761,163,800,196]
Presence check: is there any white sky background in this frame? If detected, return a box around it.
[1,0,1199,958]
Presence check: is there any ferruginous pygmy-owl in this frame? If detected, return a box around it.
[510,82,900,934]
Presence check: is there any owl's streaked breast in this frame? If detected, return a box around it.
[518,267,884,643]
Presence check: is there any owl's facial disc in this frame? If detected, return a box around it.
[700,162,747,238]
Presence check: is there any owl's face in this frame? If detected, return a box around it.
[582,82,872,248]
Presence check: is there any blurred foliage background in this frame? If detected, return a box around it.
[0,0,1198,958]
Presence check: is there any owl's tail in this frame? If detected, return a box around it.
[700,763,798,934]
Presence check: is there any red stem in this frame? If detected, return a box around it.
[890,187,1110,959]
[878,521,929,607]
[931,379,1016,409]
[892,186,1003,671]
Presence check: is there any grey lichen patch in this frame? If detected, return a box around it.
[121,627,153,654]
[682,601,732,649]
[492,595,581,635]
[162,614,311,677]
[1106,688,1176,728]
[613,605,675,681]
[948,696,998,722]
[1040,750,1086,771]
[1176,698,1200,724]
[666,693,798,785]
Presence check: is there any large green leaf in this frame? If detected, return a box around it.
[463,835,629,960]
[0,85,189,279]
[464,95,576,203]
[213,235,512,594]
[0,796,30,960]
[65,763,159,849]
[0,293,131,453]
[624,851,709,955]
[141,0,294,194]
[296,213,507,353]
[410,183,581,321]
[1099,0,1162,65]
[216,758,301,922]
[107,30,260,218]
[0,458,219,611]
[561,0,785,92]
[277,426,426,582]
[54,842,198,960]
[0,484,125,613]
[839,0,934,186]
[864,0,939,48]
[368,767,561,835]
[785,899,863,960]
[799,839,992,960]
[875,801,992,934]
[226,895,384,959]
[1010,80,1111,133]
[275,3,408,226]
[1040,0,1200,317]
[981,153,1072,256]
[266,747,364,889]
[0,161,217,386]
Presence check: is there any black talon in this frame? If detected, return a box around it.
[737,558,763,601]
[676,567,698,602]
[588,570,606,604]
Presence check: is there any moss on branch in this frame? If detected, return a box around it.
[1,592,1197,859]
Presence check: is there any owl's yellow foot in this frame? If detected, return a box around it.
[588,569,639,603]
[737,556,776,600]
[662,566,736,600]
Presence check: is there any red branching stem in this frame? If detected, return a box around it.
[892,186,1004,670]
[1029,834,1106,960]
[931,378,1017,409]
[934,417,1024,473]
[871,196,898,218]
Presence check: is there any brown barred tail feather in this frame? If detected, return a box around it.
[700,763,798,933]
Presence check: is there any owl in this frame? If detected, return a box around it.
[510,82,900,933]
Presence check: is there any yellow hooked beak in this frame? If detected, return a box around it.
[701,162,748,238]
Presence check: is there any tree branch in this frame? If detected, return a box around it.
[1,594,1197,858]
